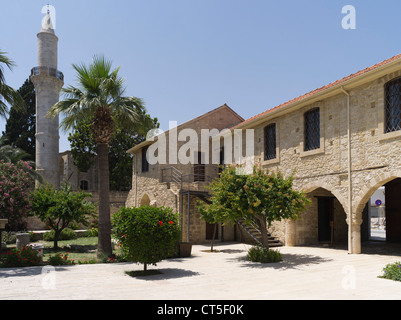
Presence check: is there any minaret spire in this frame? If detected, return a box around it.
[30,7,63,187]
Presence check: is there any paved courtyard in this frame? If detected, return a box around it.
[1,242,401,300]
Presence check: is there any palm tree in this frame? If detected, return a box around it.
[48,55,145,258]
[0,50,25,117]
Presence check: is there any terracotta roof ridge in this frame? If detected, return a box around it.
[235,52,401,128]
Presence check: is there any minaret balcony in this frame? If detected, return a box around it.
[31,66,64,81]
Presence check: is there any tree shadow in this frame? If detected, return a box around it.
[0,265,70,278]
[127,268,201,281]
[230,253,332,270]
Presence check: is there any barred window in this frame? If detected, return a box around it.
[304,108,320,151]
[264,123,276,160]
[142,146,149,173]
[80,180,89,191]
[385,78,401,133]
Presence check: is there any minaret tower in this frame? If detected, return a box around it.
[30,10,63,187]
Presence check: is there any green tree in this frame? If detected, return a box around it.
[112,206,180,271]
[0,50,25,117]
[2,79,36,160]
[68,112,158,191]
[198,202,221,252]
[48,55,146,258]
[198,165,310,250]
[31,182,96,250]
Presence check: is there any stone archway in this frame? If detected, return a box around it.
[354,170,401,219]
[286,183,347,247]
[354,169,401,245]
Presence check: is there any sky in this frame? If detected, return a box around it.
[2,0,401,152]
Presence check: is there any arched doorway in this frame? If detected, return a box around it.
[359,177,401,243]
[292,186,347,246]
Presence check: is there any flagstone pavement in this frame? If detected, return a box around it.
[1,242,401,300]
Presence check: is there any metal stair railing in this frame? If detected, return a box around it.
[236,218,282,247]
[161,167,183,185]
[236,219,263,246]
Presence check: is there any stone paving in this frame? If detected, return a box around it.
[1,242,401,300]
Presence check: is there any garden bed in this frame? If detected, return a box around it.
[1,236,123,267]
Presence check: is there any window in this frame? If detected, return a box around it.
[304,108,320,151]
[385,78,401,133]
[264,123,276,160]
[142,146,149,173]
[80,180,89,191]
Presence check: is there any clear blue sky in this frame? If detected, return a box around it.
[2,0,401,152]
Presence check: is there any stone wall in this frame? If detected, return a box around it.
[249,69,401,250]
[126,105,243,244]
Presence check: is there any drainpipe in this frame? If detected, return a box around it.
[133,154,138,207]
[341,87,353,254]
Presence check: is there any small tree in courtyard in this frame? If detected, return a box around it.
[112,206,180,272]
[198,165,310,250]
[31,182,96,250]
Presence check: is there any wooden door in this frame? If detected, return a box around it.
[385,179,401,242]
[318,197,334,242]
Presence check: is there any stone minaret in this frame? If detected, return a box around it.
[30,11,64,187]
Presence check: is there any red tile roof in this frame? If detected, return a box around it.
[236,53,401,128]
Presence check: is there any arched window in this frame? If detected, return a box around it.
[385,77,401,133]
[140,194,151,206]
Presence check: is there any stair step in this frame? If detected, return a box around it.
[236,219,282,247]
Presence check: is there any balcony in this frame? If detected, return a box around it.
[161,165,219,193]
[31,66,64,81]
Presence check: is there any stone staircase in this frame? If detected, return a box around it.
[236,219,282,248]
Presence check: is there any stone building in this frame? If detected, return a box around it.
[233,53,401,254]
[126,104,244,243]
[127,53,401,253]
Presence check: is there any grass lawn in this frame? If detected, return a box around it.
[35,237,122,264]
[40,237,99,264]
[2,236,123,266]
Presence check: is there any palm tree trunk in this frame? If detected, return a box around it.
[97,142,112,258]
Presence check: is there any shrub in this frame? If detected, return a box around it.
[247,245,282,263]
[1,231,16,245]
[379,261,401,282]
[0,246,42,268]
[112,206,181,271]
[46,252,75,266]
[0,160,36,231]
[43,228,77,242]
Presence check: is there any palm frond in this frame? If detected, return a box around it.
[0,82,25,116]
[48,54,147,136]
[0,50,16,83]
